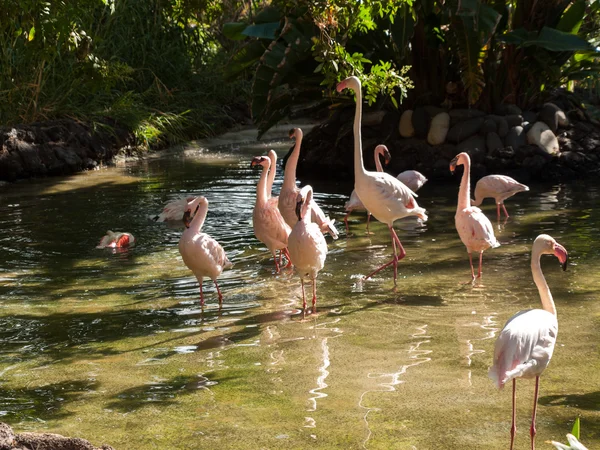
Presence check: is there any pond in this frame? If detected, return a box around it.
[0,125,599,449]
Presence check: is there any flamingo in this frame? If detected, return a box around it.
[336,76,427,284]
[178,196,232,307]
[287,185,328,315]
[344,145,428,234]
[278,128,339,239]
[552,434,588,450]
[251,155,292,272]
[472,174,529,220]
[450,152,500,282]
[96,231,135,249]
[489,234,568,450]
[152,196,195,222]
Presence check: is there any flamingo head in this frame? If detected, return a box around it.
[288,128,303,141]
[250,156,269,169]
[182,196,207,228]
[376,145,392,165]
[295,185,313,221]
[534,234,569,271]
[336,76,360,93]
[449,152,470,173]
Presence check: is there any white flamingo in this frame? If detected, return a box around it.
[278,128,339,239]
[251,155,292,272]
[96,231,135,249]
[288,185,328,315]
[336,76,427,284]
[489,234,568,450]
[472,174,529,220]
[152,196,195,222]
[450,152,500,282]
[178,196,232,306]
[344,145,428,234]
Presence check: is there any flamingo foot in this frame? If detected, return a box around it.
[363,258,396,281]
[282,248,293,269]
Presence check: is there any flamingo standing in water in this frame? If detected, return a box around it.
[96,231,135,248]
[288,185,328,315]
[336,76,427,284]
[489,234,568,450]
[251,155,292,272]
[278,128,339,239]
[450,152,500,282]
[178,196,232,307]
[344,145,428,234]
[472,174,529,220]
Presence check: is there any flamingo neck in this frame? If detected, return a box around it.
[256,163,269,206]
[189,203,208,234]
[531,252,557,315]
[267,154,276,198]
[457,159,471,211]
[374,149,384,172]
[283,136,301,190]
[301,192,313,224]
[351,86,367,180]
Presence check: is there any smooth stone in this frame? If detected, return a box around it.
[486,132,504,153]
[539,102,565,132]
[449,108,484,126]
[494,104,522,115]
[362,111,386,126]
[522,110,538,124]
[457,134,487,162]
[481,118,497,134]
[427,112,450,145]
[505,114,523,127]
[506,126,527,150]
[446,117,484,144]
[399,110,415,138]
[527,121,559,155]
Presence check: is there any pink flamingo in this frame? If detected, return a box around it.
[336,76,427,284]
[450,152,500,282]
[96,231,135,249]
[178,196,232,307]
[251,155,292,272]
[278,128,339,239]
[472,174,529,220]
[287,185,328,315]
[397,170,428,192]
[489,234,568,450]
[152,197,195,222]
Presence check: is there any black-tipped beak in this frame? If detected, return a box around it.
[250,157,263,168]
[449,157,458,173]
[183,210,192,228]
[288,128,295,139]
[562,256,568,271]
[295,199,303,221]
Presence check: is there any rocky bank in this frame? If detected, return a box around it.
[0,422,114,450]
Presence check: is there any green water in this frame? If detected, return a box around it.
[0,127,599,449]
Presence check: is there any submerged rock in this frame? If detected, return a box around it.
[0,423,114,450]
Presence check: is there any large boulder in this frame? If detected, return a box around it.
[427,112,450,145]
[527,122,559,155]
[399,110,415,138]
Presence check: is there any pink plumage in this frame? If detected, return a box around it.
[152,196,196,222]
[96,231,135,249]
[472,174,529,219]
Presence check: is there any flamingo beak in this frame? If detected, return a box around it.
[288,128,295,139]
[250,157,263,168]
[182,210,192,228]
[449,156,458,173]
[295,198,303,221]
[336,80,347,93]
[554,243,568,271]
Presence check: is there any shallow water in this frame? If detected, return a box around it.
[0,126,599,449]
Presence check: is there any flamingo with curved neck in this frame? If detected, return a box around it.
[336,76,427,284]
[472,174,529,220]
[178,196,232,307]
[450,152,500,282]
[251,155,292,272]
[489,234,568,450]
[287,185,328,315]
[343,144,390,234]
[278,128,339,239]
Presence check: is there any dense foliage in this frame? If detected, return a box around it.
[0,0,250,147]
[225,0,600,137]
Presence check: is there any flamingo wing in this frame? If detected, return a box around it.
[309,199,339,239]
[464,206,500,248]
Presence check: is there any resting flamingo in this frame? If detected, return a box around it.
[450,152,500,282]
[489,234,568,450]
[278,128,339,239]
[96,231,135,249]
[152,196,195,222]
[251,155,292,272]
[344,145,428,234]
[178,196,232,307]
[287,185,328,315]
[336,76,427,284]
[472,174,529,220]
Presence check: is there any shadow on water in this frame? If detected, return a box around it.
[540,391,600,410]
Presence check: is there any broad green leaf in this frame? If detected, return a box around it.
[501,27,596,52]
[571,417,580,440]
[223,22,248,41]
[557,0,586,34]
[28,26,35,41]
[242,22,281,40]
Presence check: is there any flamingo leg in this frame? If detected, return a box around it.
[478,251,483,279]
[273,252,280,273]
[510,379,517,450]
[363,226,405,283]
[214,280,223,306]
[312,278,317,314]
[468,252,476,282]
[502,203,510,218]
[199,282,205,307]
[366,213,372,234]
[496,203,501,221]
[530,376,540,450]
[282,248,293,268]
[301,278,307,317]
[344,213,350,235]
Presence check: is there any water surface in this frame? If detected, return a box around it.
[0,127,599,449]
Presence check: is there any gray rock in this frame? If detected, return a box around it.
[539,102,564,132]
[399,110,415,138]
[427,112,450,145]
[527,122,559,155]
[362,111,386,126]
[54,147,83,170]
[424,106,445,119]
[522,111,538,124]
[449,108,485,126]
[481,118,497,134]
[506,126,527,150]
[494,104,522,116]
[13,141,46,174]
[557,136,584,153]
[447,117,485,144]
[579,135,600,153]
[412,107,430,138]
[486,132,504,153]
[0,422,15,450]
[505,115,523,127]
